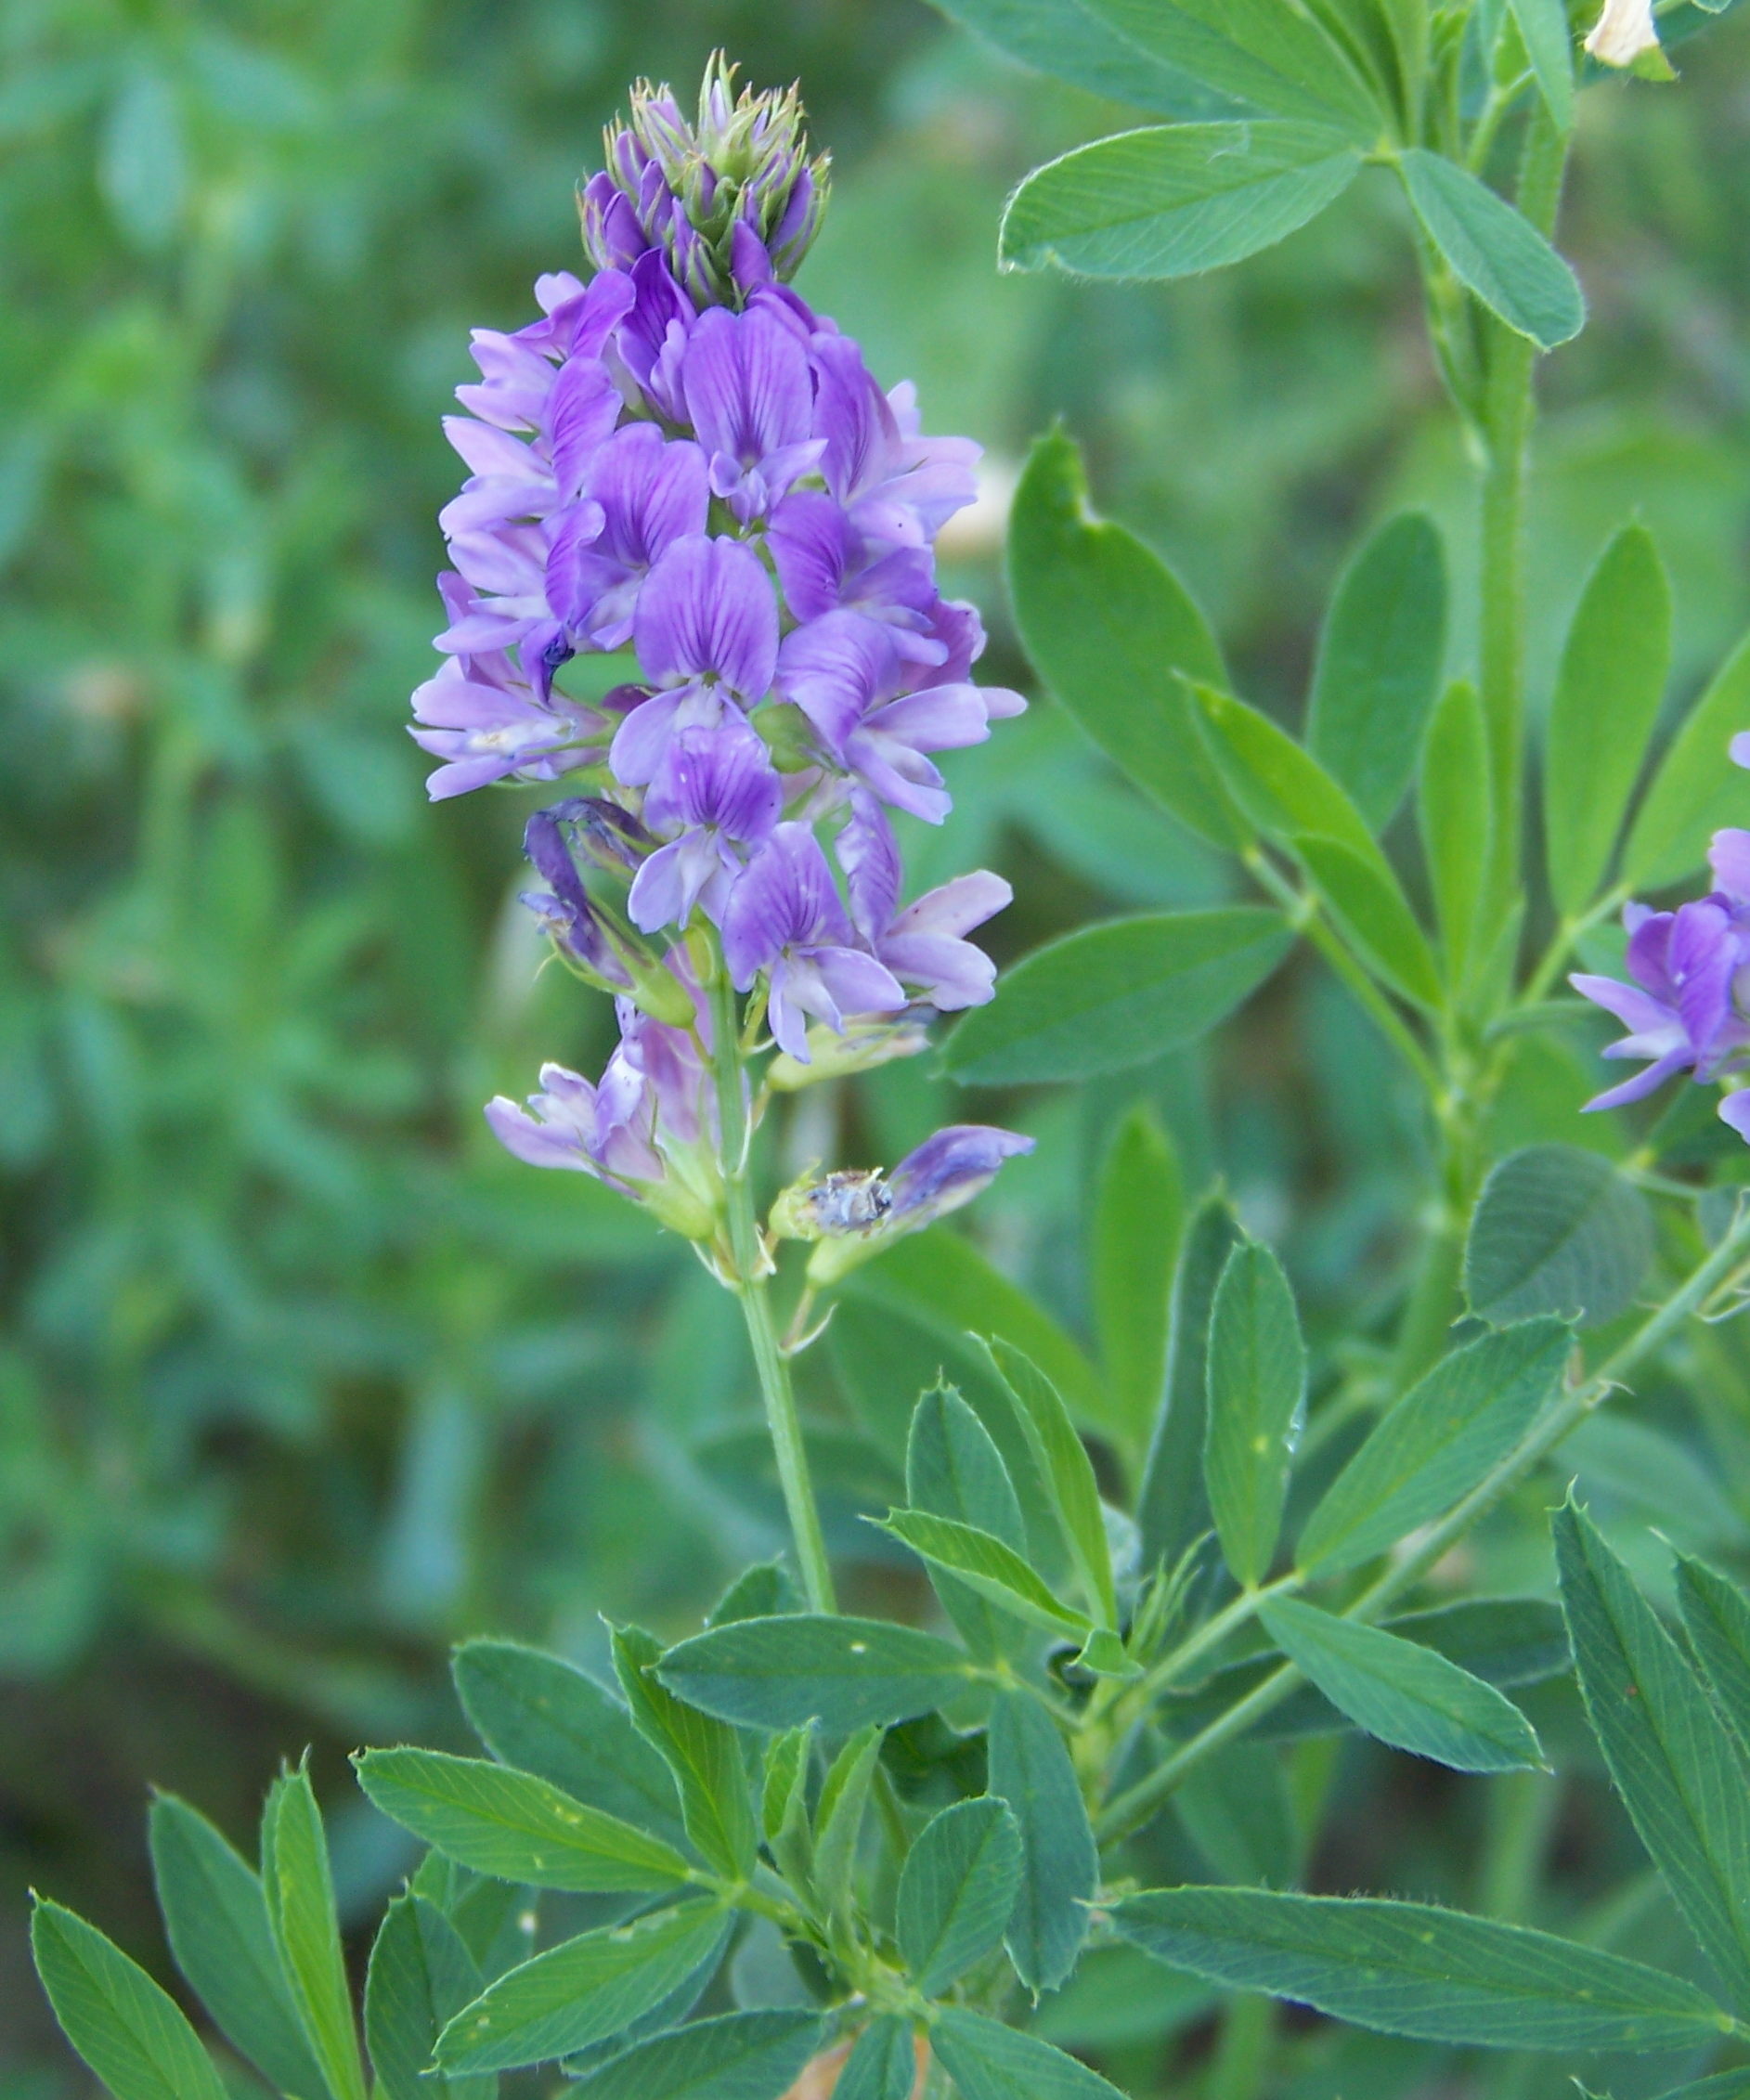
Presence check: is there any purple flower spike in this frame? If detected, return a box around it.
[629,718,783,931]
[682,302,824,523]
[839,793,1009,1008]
[613,533,780,784]
[721,823,905,1060]
[545,423,710,652]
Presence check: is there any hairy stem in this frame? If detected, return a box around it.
[1095,1204,1750,1841]
[708,965,837,1615]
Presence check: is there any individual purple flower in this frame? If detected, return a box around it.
[629,718,783,932]
[546,423,711,652]
[682,300,824,524]
[612,534,780,784]
[520,805,631,986]
[721,822,905,1061]
[780,1123,1035,1283]
[486,1060,662,1190]
[811,334,979,550]
[410,577,611,798]
[776,609,1023,824]
[838,793,1008,1009]
[1572,827,1750,1129]
[767,490,941,659]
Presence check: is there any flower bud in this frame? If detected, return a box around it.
[582,54,831,306]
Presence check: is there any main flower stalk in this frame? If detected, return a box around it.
[412,58,1035,1601]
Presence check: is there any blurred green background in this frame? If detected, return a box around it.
[5,0,1750,2090]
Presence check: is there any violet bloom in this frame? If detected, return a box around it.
[521,805,630,985]
[777,609,1023,824]
[682,301,824,524]
[612,533,779,784]
[546,423,710,652]
[721,823,905,1061]
[486,1060,661,1190]
[811,333,979,550]
[838,792,1009,1009]
[411,578,610,799]
[767,489,941,659]
[1573,828,1750,1134]
[629,718,783,933]
[788,1123,1035,1284]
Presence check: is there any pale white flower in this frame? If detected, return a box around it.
[1584,0,1662,68]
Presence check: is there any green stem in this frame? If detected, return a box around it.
[707,965,837,1615]
[1095,1205,1750,1842]
[1205,1994,1274,2100]
[1478,104,1569,926]
[1243,849,1439,1095]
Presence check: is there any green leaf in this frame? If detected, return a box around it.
[1555,1501,1750,2016]
[833,2018,919,2100]
[260,1765,369,2100]
[1544,525,1673,916]
[452,1639,687,1849]
[565,2010,823,2100]
[1291,831,1444,1008]
[927,0,1248,119]
[1508,0,1575,129]
[1110,1887,1728,2050]
[1622,626,1750,891]
[812,1724,885,1930]
[1464,1144,1653,1329]
[1079,0,1382,135]
[1093,1104,1184,1454]
[1005,427,1231,848]
[1307,512,1448,832]
[896,1797,1023,1993]
[931,2008,1126,2100]
[147,1792,328,2100]
[846,1225,1105,1436]
[1191,683,1441,1003]
[31,1899,231,2100]
[355,1749,694,1894]
[434,1902,729,2075]
[944,907,1291,1086]
[988,1689,1098,1993]
[1167,1596,1571,1743]
[983,1338,1116,1627]
[1202,1238,1306,1588]
[1138,1190,1243,1570]
[907,1383,1030,1659]
[656,1616,978,1734]
[1000,121,1361,280]
[710,1561,802,1627]
[881,1509,1090,1639]
[1418,680,1492,988]
[363,1894,494,2100]
[1677,1555,1750,1754]
[614,1627,757,1882]
[1257,1598,1545,1772]
[1297,1319,1571,1574]
[1397,149,1585,350]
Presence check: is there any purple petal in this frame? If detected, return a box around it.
[1731,732,1750,771]
[777,609,898,754]
[1710,828,1750,905]
[813,945,906,1022]
[886,1124,1034,1224]
[683,303,814,476]
[634,534,779,704]
[645,718,783,844]
[836,791,901,942]
[1719,1090,1750,1141]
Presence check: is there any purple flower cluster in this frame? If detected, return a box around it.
[1574,821,1750,1141]
[427,63,1031,1240]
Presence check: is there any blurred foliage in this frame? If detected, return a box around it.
[4,0,1750,2089]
